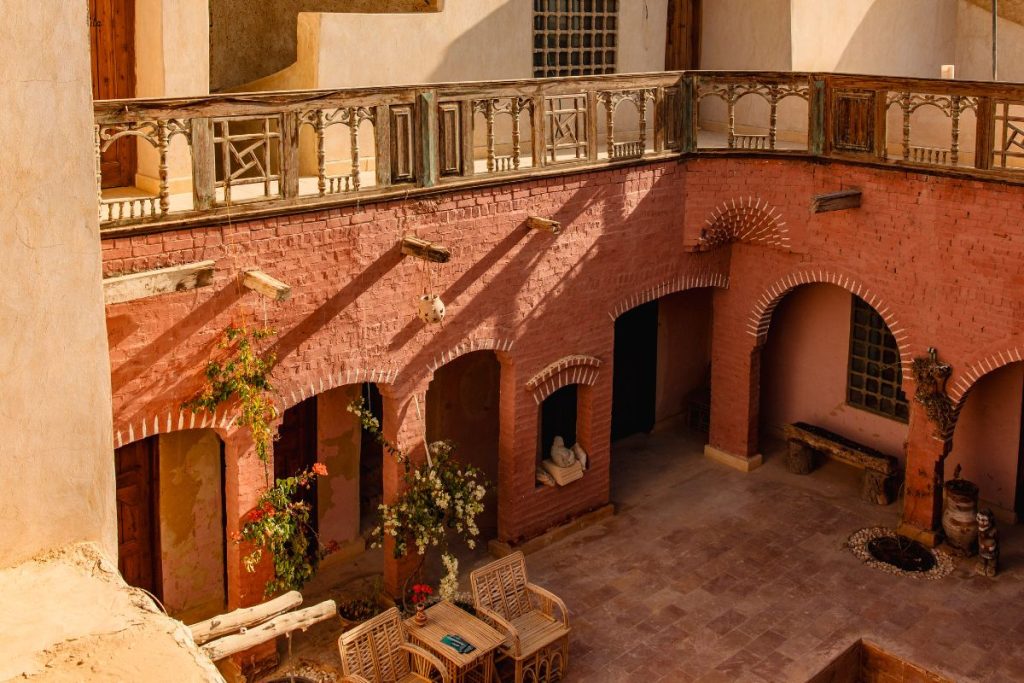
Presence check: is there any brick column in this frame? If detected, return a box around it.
[898,400,949,546]
[706,322,764,472]
[379,385,428,598]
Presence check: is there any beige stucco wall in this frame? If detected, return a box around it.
[158,430,225,623]
[760,285,908,459]
[700,0,793,71]
[956,0,1024,82]
[0,2,115,568]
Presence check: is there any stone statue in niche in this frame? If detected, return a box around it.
[571,442,588,470]
[550,436,575,467]
[976,509,999,577]
[536,467,556,487]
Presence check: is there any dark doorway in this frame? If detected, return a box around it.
[115,437,161,599]
[539,384,579,467]
[359,383,384,536]
[1016,381,1024,521]
[90,0,137,187]
[612,301,659,441]
[427,352,501,540]
[276,398,319,538]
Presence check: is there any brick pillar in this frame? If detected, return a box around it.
[706,322,764,472]
[898,400,949,546]
[379,385,428,598]
[221,425,277,672]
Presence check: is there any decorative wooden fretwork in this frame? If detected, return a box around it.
[299,106,375,196]
[696,197,789,251]
[437,102,462,176]
[544,95,589,163]
[848,297,909,421]
[533,0,618,78]
[212,115,282,205]
[598,89,655,161]
[994,101,1024,169]
[390,105,415,182]
[885,92,977,167]
[831,90,876,154]
[473,97,533,173]
[95,119,189,223]
[697,79,809,150]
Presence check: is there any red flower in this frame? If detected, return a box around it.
[312,462,328,477]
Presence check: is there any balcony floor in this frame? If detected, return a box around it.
[262,422,1024,682]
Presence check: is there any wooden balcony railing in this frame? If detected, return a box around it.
[93,71,1024,234]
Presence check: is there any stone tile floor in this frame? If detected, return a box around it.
[264,423,1024,682]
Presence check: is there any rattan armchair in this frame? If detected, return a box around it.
[338,608,450,683]
[470,551,570,683]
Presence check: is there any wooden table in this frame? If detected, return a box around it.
[404,600,506,683]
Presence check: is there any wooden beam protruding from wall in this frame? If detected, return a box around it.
[811,189,862,214]
[242,269,292,301]
[401,236,451,263]
[103,260,216,305]
[189,591,303,645]
[200,600,337,661]
[527,216,562,235]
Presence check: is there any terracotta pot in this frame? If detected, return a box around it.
[417,294,445,324]
[943,479,979,555]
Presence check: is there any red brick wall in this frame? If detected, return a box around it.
[104,156,1024,599]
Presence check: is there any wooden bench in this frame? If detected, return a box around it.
[782,422,899,505]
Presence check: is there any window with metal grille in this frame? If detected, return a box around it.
[847,297,909,421]
[533,0,618,78]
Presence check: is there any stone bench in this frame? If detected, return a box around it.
[782,422,899,505]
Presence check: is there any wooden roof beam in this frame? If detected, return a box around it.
[103,260,215,305]
[401,236,451,263]
[242,269,292,301]
[812,189,862,213]
[527,216,562,235]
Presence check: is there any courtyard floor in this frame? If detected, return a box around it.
[263,422,1024,682]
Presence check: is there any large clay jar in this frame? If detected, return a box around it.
[943,479,980,555]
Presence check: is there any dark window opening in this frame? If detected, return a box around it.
[847,297,909,421]
[533,0,618,78]
[539,384,579,473]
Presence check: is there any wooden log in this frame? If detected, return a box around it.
[189,591,303,645]
[200,600,338,661]
[786,441,816,475]
[104,260,215,305]
[400,236,451,263]
[811,189,862,213]
[527,216,562,235]
[241,269,292,301]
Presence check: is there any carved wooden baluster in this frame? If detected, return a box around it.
[726,84,737,149]
[768,87,779,151]
[349,108,361,191]
[486,100,496,173]
[157,120,170,216]
[605,94,616,159]
[901,92,912,162]
[511,99,522,170]
[219,120,232,205]
[314,110,327,196]
[638,92,649,156]
[263,117,273,197]
[950,95,961,167]
[94,125,103,222]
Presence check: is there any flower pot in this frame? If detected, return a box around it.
[417,294,445,324]
[943,479,979,555]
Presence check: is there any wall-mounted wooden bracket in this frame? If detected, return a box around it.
[242,269,292,301]
[103,260,215,305]
[811,189,862,213]
[527,216,562,235]
[401,236,451,263]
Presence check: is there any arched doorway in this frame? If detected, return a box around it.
[949,363,1024,521]
[114,429,227,622]
[759,284,908,468]
[426,351,501,541]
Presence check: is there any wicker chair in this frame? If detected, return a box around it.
[338,607,450,683]
[470,551,570,683]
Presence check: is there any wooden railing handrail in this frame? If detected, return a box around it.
[93,70,1024,235]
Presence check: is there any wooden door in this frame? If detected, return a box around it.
[665,0,701,70]
[115,437,161,598]
[275,398,319,536]
[90,0,137,188]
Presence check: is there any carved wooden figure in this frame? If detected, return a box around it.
[976,509,999,577]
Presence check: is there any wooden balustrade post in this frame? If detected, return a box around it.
[417,90,439,188]
[975,96,995,170]
[281,111,301,199]
[374,104,392,187]
[809,77,826,156]
[681,75,696,153]
[191,117,216,210]
[653,86,665,154]
[460,99,475,177]
[531,95,545,167]
[587,91,600,163]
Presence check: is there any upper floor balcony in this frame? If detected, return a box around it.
[95,70,1024,234]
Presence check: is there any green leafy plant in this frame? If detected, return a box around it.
[187,324,329,595]
[348,398,487,608]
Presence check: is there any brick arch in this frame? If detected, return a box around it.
[607,272,729,321]
[747,270,912,375]
[114,408,231,449]
[525,355,603,404]
[950,346,1024,405]
[426,337,516,374]
[696,196,790,251]
[276,366,399,412]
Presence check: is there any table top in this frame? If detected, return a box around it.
[404,600,506,667]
